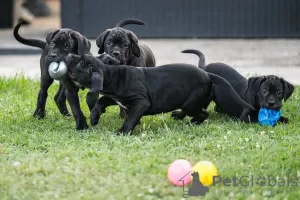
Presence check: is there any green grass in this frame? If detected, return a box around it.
[0,76,299,200]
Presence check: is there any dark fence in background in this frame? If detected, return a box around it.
[61,0,300,39]
[0,0,14,28]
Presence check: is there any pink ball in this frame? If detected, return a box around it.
[168,159,192,186]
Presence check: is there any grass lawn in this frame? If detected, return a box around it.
[0,76,299,200]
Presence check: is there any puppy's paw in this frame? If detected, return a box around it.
[98,54,120,65]
[115,129,131,136]
[279,116,289,124]
[90,111,100,126]
[33,109,45,119]
[76,120,89,130]
[64,113,72,117]
[62,110,72,117]
[115,130,124,136]
[171,110,186,120]
[190,117,205,125]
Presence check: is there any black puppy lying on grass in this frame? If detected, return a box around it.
[63,54,255,134]
[174,49,294,123]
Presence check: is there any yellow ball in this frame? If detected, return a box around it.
[191,161,218,186]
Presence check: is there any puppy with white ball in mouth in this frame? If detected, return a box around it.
[48,61,68,80]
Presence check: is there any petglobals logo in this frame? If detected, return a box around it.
[212,175,299,187]
[178,174,299,198]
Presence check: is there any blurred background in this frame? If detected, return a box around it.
[0,0,299,83]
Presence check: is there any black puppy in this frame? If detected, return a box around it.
[14,20,96,119]
[96,18,156,118]
[13,21,119,128]
[176,49,294,123]
[96,18,155,67]
[64,54,255,133]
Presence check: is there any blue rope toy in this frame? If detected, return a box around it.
[258,108,281,126]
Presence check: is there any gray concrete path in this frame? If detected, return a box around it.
[1,39,300,84]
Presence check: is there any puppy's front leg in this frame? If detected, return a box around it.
[239,108,252,123]
[63,79,88,130]
[117,101,150,135]
[90,96,117,126]
[54,82,71,116]
[86,91,99,111]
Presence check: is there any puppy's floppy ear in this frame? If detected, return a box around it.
[96,29,111,54]
[46,29,60,44]
[90,72,103,93]
[127,31,141,57]
[281,78,294,101]
[248,76,267,96]
[71,32,91,55]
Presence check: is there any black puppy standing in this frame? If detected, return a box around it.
[13,21,119,129]
[174,49,294,123]
[64,54,255,134]
[14,21,95,121]
[96,19,156,117]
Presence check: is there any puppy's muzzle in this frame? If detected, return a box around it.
[112,51,121,57]
[268,100,276,107]
[49,53,58,58]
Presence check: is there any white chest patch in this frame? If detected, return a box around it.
[115,101,127,110]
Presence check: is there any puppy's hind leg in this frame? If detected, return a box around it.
[181,92,210,125]
[171,92,212,121]
[186,109,209,125]
[54,82,71,117]
[33,74,54,119]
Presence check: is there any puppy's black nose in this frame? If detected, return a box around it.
[268,100,275,106]
[49,53,58,58]
[112,51,120,57]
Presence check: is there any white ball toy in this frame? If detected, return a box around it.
[48,61,68,80]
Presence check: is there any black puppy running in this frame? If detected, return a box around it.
[175,49,294,123]
[64,54,255,133]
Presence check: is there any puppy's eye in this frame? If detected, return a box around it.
[106,41,112,46]
[261,89,268,95]
[123,43,129,48]
[276,91,282,96]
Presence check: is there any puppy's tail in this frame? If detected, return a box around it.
[115,18,145,28]
[181,49,206,69]
[13,20,46,50]
[208,73,256,111]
